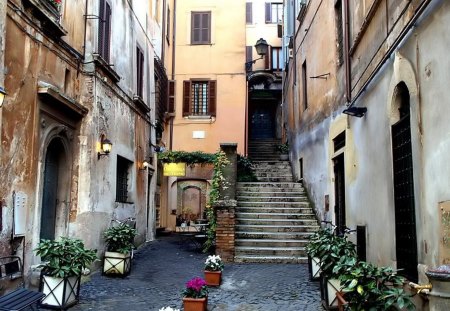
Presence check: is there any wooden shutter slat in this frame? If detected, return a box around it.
[104,2,112,62]
[265,46,271,69]
[98,0,105,57]
[208,80,216,117]
[168,80,175,113]
[265,2,271,23]
[246,2,253,24]
[183,81,191,116]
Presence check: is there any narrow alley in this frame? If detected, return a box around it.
[70,236,321,311]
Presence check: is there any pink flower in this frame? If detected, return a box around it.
[186,277,207,292]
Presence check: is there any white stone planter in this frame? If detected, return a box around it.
[39,274,80,309]
[308,256,321,280]
[326,278,340,308]
[103,251,131,276]
[279,154,289,161]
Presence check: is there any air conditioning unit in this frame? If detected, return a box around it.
[288,49,294,58]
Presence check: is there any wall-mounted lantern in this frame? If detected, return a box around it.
[0,87,7,108]
[98,136,113,159]
[343,106,367,118]
[140,160,151,170]
[245,38,269,71]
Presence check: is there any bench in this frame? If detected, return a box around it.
[0,256,45,311]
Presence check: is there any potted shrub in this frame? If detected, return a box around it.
[35,237,97,309]
[204,255,224,286]
[103,223,137,277]
[276,142,289,161]
[317,233,356,309]
[306,228,334,281]
[182,277,208,311]
[336,258,415,310]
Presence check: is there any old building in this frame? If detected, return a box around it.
[283,0,450,305]
[1,0,159,276]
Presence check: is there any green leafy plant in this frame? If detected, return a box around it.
[158,151,216,167]
[35,237,97,278]
[237,154,258,182]
[104,224,138,254]
[336,258,415,310]
[276,142,289,154]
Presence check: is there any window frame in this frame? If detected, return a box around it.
[136,45,144,98]
[191,11,211,45]
[183,80,217,117]
[116,156,132,203]
[98,0,112,63]
[271,47,283,71]
[265,2,283,24]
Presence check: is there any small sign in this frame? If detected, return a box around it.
[163,163,186,177]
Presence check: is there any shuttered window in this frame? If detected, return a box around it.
[183,80,217,117]
[265,2,282,23]
[98,0,112,62]
[246,46,253,71]
[265,46,272,70]
[167,80,175,113]
[271,47,283,71]
[246,2,253,24]
[191,12,211,45]
[136,46,144,98]
[116,156,132,203]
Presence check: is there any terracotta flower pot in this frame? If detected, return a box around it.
[182,297,207,311]
[204,270,221,286]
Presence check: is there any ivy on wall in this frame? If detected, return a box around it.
[157,150,230,252]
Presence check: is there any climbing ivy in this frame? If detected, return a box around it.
[157,151,216,167]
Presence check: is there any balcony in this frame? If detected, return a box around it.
[23,0,67,37]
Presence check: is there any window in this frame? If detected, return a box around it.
[265,2,282,23]
[136,46,144,98]
[98,0,112,62]
[191,12,211,45]
[246,2,253,24]
[166,7,171,43]
[246,46,253,71]
[271,47,283,71]
[335,0,344,65]
[116,156,132,203]
[183,80,217,117]
[302,60,308,110]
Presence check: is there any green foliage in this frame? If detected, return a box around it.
[104,224,138,254]
[204,150,230,252]
[157,151,215,167]
[237,154,258,182]
[35,237,97,278]
[276,142,289,154]
[306,228,357,278]
[337,259,415,310]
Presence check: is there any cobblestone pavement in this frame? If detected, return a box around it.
[70,236,322,311]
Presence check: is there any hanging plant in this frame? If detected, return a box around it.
[47,0,61,10]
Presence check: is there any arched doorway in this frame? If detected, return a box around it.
[391,82,418,282]
[40,138,68,240]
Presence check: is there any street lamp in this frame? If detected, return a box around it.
[245,38,269,71]
[343,106,367,118]
[0,87,6,108]
[98,136,113,159]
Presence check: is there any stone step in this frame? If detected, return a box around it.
[237,182,303,189]
[254,173,293,178]
[237,201,310,208]
[237,196,308,202]
[236,212,315,219]
[234,255,308,264]
[235,224,319,233]
[237,218,318,226]
[236,191,306,197]
[235,246,306,257]
[236,206,314,214]
[235,231,314,240]
[235,239,309,248]
[255,177,294,182]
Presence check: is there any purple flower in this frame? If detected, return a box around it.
[186,277,207,292]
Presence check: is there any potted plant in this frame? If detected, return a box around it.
[276,142,289,161]
[103,223,137,277]
[159,307,180,311]
[336,258,415,310]
[204,255,224,286]
[316,233,356,309]
[306,228,334,281]
[35,237,97,309]
[182,277,208,311]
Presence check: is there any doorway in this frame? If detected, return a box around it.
[40,138,67,240]
[333,153,346,235]
[391,83,418,282]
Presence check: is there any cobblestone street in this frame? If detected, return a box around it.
[70,236,322,311]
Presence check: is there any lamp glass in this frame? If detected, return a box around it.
[254,38,269,56]
[102,139,112,154]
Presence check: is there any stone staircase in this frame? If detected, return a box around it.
[235,143,319,263]
[248,139,280,161]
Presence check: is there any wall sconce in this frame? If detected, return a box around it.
[343,106,367,118]
[245,38,269,71]
[98,136,113,159]
[140,160,151,170]
[0,87,6,108]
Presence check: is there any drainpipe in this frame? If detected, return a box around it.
[343,0,351,102]
[169,0,176,151]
